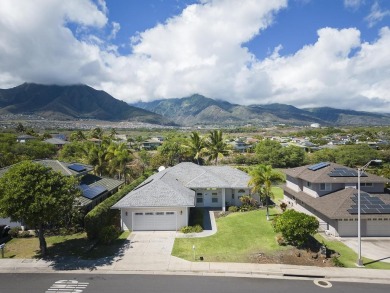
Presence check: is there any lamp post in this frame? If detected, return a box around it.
[357,159,382,267]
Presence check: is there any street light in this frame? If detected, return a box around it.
[357,159,382,267]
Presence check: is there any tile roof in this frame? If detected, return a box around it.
[112,162,251,208]
[283,162,387,184]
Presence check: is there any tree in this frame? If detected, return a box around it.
[0,161,81,256]
[69,130,86,142]
[273,210,319,247]
[249,164,284,221]
[205,130,230,165]
[105,142,132,180]
[90,127,104,139]
[15,123,25,133]
[184,131,206,165]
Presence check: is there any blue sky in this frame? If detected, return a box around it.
[0,0,389,112]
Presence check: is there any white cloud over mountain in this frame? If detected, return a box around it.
[0,0,389,112]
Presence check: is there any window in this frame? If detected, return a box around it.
[212,193,218,203]
[135,213,143,216]
[156,212,164,215]
[145,212,153,216]
[306,181,312,188]
[361,183,373,187]
[196,193,203,203]
[320,183,331,191]
[232,193,235,199]
[166,212,175,215]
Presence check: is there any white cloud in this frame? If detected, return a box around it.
[109,22,120,39]
[365,1,390,28]
[344,0,364,10]
[0,0,389,113]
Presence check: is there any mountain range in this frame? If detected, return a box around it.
[133,94,390,126]
[1,83,390,127]
[0,83,170,125]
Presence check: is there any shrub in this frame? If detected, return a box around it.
[228,206,238,212]
[273,210,319,247]
[276,235,286,246]
[280,202,287,212]
[180,225,204,234]
[9,227,21,238]
[85,176,146,240]
[99,225,120,245]
[19,231,31,238]
[332,256,345,267]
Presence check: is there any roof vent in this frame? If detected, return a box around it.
[158,166,166,172]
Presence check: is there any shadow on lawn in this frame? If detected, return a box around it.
[39,237,131,271]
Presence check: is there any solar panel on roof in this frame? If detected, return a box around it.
[68,164,86,172]
[328,168,367,177]
[308,162,330,171]
[348,193,390,215]
[79,184,107,199]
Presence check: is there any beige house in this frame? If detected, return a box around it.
[283,162,390,237]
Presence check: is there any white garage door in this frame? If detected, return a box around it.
[133,211,177,231]
[338,221,358,237]
[367,220,390,236]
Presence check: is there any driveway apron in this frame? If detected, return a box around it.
[112,231,189,271]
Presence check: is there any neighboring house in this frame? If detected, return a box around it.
[0,159,124,227]
[282,162,390,237]
[229,140,251,152]
[44,137,68,149]
[141,138,163,150]
[16,134,37,143]
[112,162,254,231]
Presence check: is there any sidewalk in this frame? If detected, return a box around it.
[1,256,390,284]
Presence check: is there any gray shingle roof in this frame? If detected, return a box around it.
[44,138,68,145]
[112,162,251,208]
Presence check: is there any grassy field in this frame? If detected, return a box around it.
[172,208,288,262]
[3,231,130,259]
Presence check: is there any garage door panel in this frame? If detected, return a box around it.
[367,221,390,236]
[133,211,177,231]
[338,221,357,237]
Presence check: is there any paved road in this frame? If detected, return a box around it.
[1,273,389,293]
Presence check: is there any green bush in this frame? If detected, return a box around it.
[99,225,120,245]
[280,202,287,212]
[9,227,21,238]
[85,176,146,240]
[228,206,238,212]
[332,256,345,267]
[19,231,31,238]
[180,225,204,234]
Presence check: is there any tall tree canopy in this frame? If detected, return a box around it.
[206,130,230,165]
[249,164,285,221]
[184,131,206,165]
[0,161,81,256]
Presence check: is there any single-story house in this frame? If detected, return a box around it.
[112,162,254,231]
[283,162,390,237]
[44,137,68,149]
[0,160,124,227]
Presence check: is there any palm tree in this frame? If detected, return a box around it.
[105,142,132,180]
[87,144,107,176]
[205,130,230,165]
[184,131,206,165]
[249,164,285,221]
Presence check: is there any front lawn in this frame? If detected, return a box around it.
[3,231,130,259]
[172,209,288,262]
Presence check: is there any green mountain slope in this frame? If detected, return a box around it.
[0,83,170,124]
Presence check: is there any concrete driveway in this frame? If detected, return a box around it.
[340,238,390,263]
[112,231,189,271]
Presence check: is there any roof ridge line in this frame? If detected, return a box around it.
[57,160,73,175]
[184,167,207,186]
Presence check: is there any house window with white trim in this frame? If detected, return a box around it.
[196,193,203,203]
[212,192,218,203]
[361,183,373,187]
[306,181,312,188]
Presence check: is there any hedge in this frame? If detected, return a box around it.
[85,175,146,241]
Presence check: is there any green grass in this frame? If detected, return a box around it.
[272,186,284,203]
[172,208,288,262]
[3,231,130,260]
[315,234,390,270]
